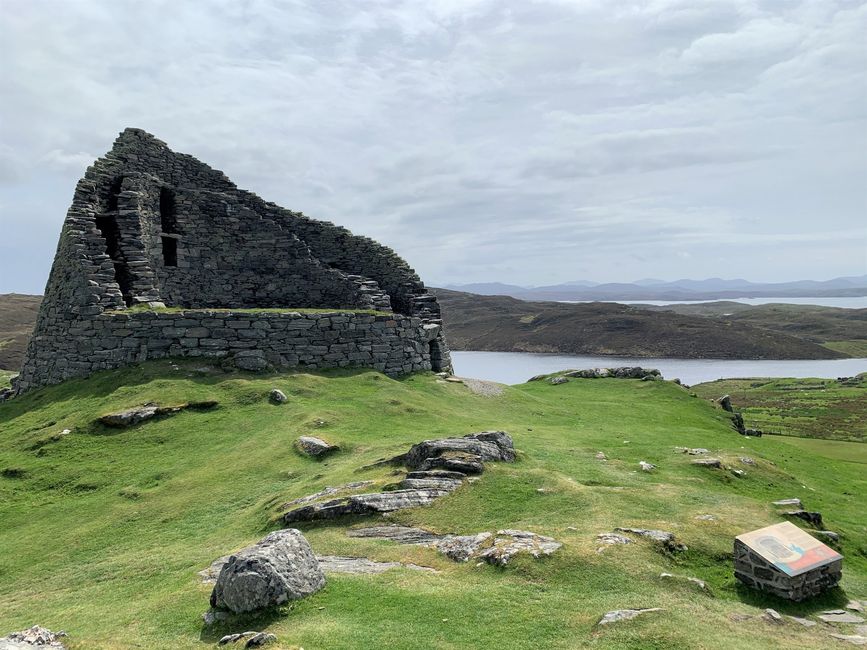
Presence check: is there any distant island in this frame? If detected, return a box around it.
[433,288,867,359]
[446,275,867,302]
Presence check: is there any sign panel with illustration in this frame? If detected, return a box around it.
[736,521,842,577]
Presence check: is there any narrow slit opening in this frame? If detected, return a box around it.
[159,187,177,233]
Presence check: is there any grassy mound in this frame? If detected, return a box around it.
[0,362,865,649]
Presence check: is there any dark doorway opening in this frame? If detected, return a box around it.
[95,215,134,306]
[161,236,178,267]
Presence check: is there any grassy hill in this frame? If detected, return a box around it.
[644,302,867,357]
[433,289,849,359]
[1,362,865,649]
[0,294,40,371]
[692,375,867,443]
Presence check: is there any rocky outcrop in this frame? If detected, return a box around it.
[282,488,449,523]
[295,436,339,458]
[436,533,494,562]
[402,431,515,468]
[281,431,515,524]
[278,481,374,510]
[210,529,325,613]
[0,627,67,649]
[346,525,561,566]
[477,530,562,566]
[614,527,688,552]
[562,367,661,380]
[784,510,824,528]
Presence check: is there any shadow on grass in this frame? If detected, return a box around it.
[199,606,288,643]
[733,582,851,616]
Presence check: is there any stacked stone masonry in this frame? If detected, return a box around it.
[14,129,451,393]
[733,539,842,601]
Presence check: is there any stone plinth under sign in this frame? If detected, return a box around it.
[734,521,842,601]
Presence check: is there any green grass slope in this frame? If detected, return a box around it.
[1,362,865,649]
[692,376,867,442]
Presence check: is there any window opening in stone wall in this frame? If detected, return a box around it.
[161,236,178,267]
[95,215,134,306]
[107,176,124,211]
[159,187,179,267]
[159,187,177,233]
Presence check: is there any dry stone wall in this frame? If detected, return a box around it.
[14,128,450,393]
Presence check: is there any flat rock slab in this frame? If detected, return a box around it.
[219,632,277,647]
[295,436,339,458]
[478,530,562,566]
[98,400,217,427]
[691,458,722,468]
[279,481,374,510]
[818,611,866,624]
[773,498,804,508]
[596,533,633,550]
[597,608,662,626]
[348,526,442,545]
[317,556,437,574]
[614,527,687,552]
[400,476,464,491]
[282,488,449,523]
[830,635,867,646]
[0,627,67,649]
[417,452,484,474]
[210,529,325,614]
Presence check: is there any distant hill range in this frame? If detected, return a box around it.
[3,290,867,370]
[446,275,867,302]
[433,289,867,360]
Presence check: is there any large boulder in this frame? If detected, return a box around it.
[210,529,325,613]
[295,436,339,458]
[403,431,515,469]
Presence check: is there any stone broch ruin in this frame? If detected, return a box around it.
[13,128,451,394]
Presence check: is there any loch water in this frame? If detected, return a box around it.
[451,351,867,386]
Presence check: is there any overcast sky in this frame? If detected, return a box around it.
[1,0,865,293]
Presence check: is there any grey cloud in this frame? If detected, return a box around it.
[0,0,864,294]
